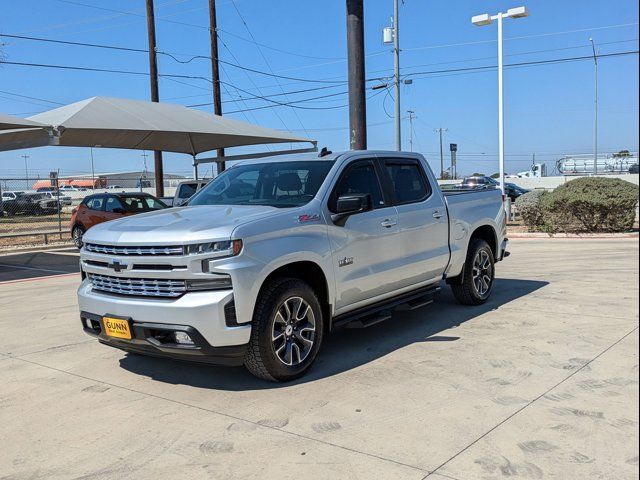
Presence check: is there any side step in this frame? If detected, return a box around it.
[332,284,440,330]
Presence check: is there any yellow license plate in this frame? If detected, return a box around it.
[103,317,132,340]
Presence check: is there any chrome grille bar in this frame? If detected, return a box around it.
[85,243,184,256]
[88,273,186,298]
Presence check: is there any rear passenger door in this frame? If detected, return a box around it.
[326,159,401,313]
[381,157,450,285]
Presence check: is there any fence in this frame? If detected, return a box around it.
[0,177,185,250]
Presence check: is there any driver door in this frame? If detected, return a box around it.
[327,159,400,314]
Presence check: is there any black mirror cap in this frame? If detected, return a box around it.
[336,193,370,214]
[332,193,372,226]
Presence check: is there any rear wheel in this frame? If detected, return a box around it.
[451,238,495,305]
[244,278,323,382]
[72,225,85,249]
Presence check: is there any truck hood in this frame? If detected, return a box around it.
[83,205,280,245]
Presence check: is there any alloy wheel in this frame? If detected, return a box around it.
[472,250,493,296]
[271,296,316,366]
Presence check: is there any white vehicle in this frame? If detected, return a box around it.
[77,151,508,381]
[107,185,124,190]
[161,180,209,207]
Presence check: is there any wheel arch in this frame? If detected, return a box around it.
[256,261,332,329]
[446,223,497,285]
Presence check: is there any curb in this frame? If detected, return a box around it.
[509,232,639,239]
[0,243,75,256]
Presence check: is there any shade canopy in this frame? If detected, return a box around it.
[25,96,313,155]
[0,112,46,131]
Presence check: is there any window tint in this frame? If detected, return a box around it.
[105,196,124,212]
[189,161,333,208]
[85,197,104,211]
[119,195,165,212]
[385,161,430,204]
[331,161,384,211]
[177,183,198,200]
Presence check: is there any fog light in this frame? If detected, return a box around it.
[173,331,194,345]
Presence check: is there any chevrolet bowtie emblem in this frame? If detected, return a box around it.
[107,260,127,272]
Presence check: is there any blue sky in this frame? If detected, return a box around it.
[0,0,638,178]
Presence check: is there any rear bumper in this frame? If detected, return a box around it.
[81,311,247,366]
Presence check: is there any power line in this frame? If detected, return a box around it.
[0,32,345,85]
[229,0,309,135]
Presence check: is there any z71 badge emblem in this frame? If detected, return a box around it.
[338,257,354,268]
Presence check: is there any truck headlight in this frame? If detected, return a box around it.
[184,239,243,258]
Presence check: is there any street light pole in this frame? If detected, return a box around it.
[589,37,598,175]
[90,147,95,188]
[472,6,529,197]
[393,0,401,151]
[407,110,415,152]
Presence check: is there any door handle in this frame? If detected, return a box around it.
[433,211,445,219]
[380,219,397,228]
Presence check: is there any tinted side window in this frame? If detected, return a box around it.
[330,161,385,212]
[105,196,124,212]
[177,183,198,200]
[86,197,104,211]
[385,161,430,204]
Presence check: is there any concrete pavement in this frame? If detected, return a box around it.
[0,238,638,479]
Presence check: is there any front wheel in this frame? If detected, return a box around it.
[244,278,324,382]
[72,225,85,249]
[451,238,495,305]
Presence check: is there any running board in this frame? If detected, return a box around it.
[332,284,440,330]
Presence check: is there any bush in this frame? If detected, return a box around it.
[515,189,547,230]
[542,177,638,233]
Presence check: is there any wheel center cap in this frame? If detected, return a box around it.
[285,325,293,336]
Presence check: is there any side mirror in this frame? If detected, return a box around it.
[332,193,371,226]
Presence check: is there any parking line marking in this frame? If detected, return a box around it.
[0,272,79,285]
[44,251,80,257]
[0,263,71,274]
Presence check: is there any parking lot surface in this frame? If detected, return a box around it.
[0,238,638,479]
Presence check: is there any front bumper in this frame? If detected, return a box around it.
[77,280,251,357]
[80,312,246,366]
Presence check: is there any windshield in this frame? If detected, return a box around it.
[189,160,333,208]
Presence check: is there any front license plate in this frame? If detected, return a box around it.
[103,317,132,340]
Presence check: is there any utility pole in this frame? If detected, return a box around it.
[209,0,225,173]
[346,0,367,150]
[589,37,598,175]
[145,0,164,197]
[393,0,401,150]
[89,147,95,187]
[434,128,448,179]
[407,110,415,152]
[21,154,29,179]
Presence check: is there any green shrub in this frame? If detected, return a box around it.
[542,177,639,233]
[515,190,548,230]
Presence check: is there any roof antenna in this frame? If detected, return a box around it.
[318,147,332,158]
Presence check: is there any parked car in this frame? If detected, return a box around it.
[1,191,60,216]
[504,183,530,202]
[36,186,58,193]
[629,164,639,174]
[41,191,73,207]
[70,192,167,248]
[460,176,500,188]
[162,180,209,207]
[77,150,508,381]
[107,185,124,190]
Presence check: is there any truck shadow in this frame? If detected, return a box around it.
[118,277,548,390]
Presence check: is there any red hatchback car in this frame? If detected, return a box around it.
[70,192,167,248]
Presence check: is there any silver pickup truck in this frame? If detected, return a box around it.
[77,150,508,381]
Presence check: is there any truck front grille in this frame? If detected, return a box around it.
[87,273,186,298]
[85,243,183,256]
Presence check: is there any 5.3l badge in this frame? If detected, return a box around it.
[338,257,354,268]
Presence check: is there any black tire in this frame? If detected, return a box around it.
[244,278,324,382]
[72,225,85,249]
[451,238,495,306]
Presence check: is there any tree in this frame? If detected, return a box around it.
[471,172,485,177]
[490,172,500,179]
